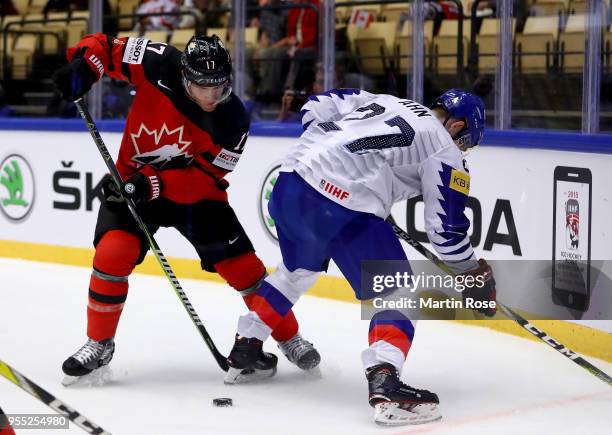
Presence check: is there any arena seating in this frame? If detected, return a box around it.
[0,0,610,122]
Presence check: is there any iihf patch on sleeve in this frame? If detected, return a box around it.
[122,37,149,64]
[212,149,241,171]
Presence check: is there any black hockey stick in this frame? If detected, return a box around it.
[74,98,229,372]
[386,215,612,387]
[0,359,112,434]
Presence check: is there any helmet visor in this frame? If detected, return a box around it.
[183,73,231,108]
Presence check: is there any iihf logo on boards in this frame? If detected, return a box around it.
[0,153,35,222]
[565,198,579,250]
[259,164,281,243]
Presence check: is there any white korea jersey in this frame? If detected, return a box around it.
[281,89,478,272]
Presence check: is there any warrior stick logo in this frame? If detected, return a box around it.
[259,164,281,243]
[0,154,35,222]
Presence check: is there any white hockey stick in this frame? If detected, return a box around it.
[0,359,111,434]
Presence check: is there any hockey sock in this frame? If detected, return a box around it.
[243,293,298,342]
[215,253,300,342]
[362,310,415,371]
[237,263,319,340]
[87,230,140,341]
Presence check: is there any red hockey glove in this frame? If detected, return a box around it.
[122,166,162,205]
[457,259,497,317]
[52,47,99,101]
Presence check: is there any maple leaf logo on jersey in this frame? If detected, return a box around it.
[130,123,193,169]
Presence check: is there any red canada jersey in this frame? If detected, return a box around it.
[68,33,250,204]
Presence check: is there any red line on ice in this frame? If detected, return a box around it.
[392,390,612,435]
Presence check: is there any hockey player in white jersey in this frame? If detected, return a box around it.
[225,89,497,425]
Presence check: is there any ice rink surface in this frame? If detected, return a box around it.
[0,258,611,434]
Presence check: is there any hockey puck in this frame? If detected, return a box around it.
[213,398,233,407]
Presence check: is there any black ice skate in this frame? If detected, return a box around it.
[62,338,115,386]
[277,332,321,371]
[366,363,441,426]
[224,335,278,384]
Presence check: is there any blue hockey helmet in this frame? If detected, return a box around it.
[430,89,485,149]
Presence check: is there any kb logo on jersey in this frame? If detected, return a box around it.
[449,169,470,196]
[320,179,350,201]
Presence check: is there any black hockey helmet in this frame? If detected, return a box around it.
[181,34,233,107]
[181,34,232,87]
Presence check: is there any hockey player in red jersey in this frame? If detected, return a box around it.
[0,407,15,435]
[53,33,320,382]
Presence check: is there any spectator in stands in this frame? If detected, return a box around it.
[396,1,457,35]
[277,62,345,122]
[43,0,111,14]
[474,0,528,18]
[0,0,18,16]
[246,0,260,26]
[177,0,205,29]
[428,1,459,20]
[135,0,181,33]
[253,0,288,100]
[256,0,286,43]
[283,0,319,90]
[43,0,114,33]
[203,0,227,28]
[471,0,528,33]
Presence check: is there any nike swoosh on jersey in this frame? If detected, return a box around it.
[157,80,172,92]
[228,237,239,244]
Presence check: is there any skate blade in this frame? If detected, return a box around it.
[61,375,80,387]
[62,366,113,387]
[296,353,321,371]
[374,402,441,426]
[303,365,322,379]
[224,366,277,385]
